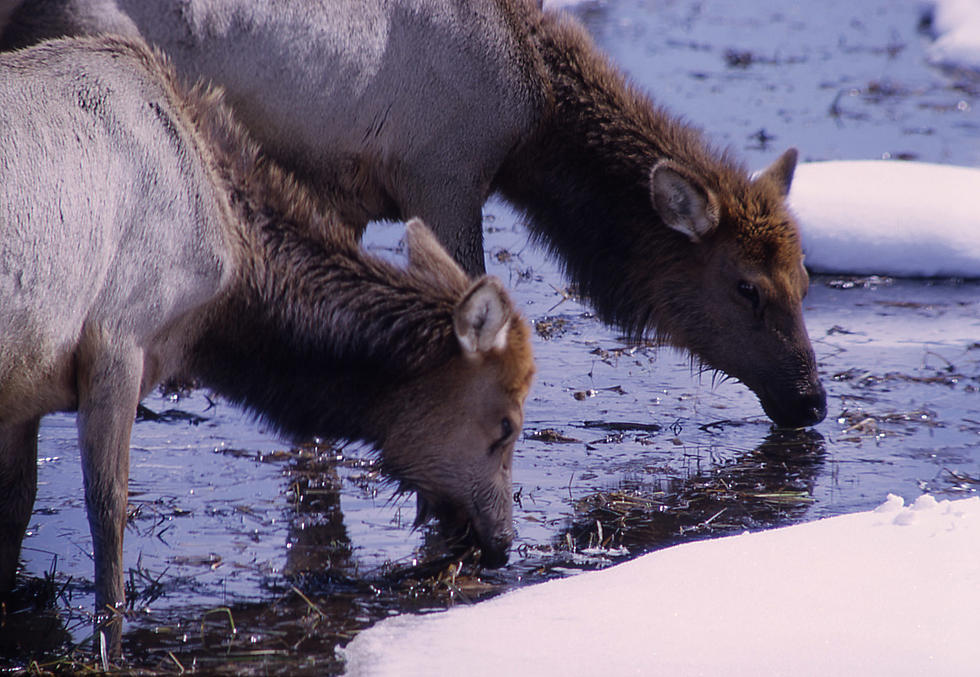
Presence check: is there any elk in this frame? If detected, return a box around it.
[0,35,534,620]
[0,0,825,428]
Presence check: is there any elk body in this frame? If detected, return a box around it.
[0,0,825,426]
[0,36,534,616]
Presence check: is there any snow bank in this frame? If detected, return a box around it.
[342,495,980,677]
[922,0,980,72]
[789,160,980,278]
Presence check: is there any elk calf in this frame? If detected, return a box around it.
[0,36,534,618]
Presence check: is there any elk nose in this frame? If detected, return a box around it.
[800,381,828,426]
[803,392,828,427]
[478,533,513,569]
[774,385,827,428]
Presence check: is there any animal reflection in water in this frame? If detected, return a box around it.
[282,448,477,586]
[559,429,826,561]
[281,428,825,587]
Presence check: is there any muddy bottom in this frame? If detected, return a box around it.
[3,0,978,674]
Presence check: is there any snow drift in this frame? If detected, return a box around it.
[922,0,980,72]
[790,160,980,278]
[342,494,980,677]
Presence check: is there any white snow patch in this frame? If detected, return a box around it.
[342,495,980,677]
[922,0,980,72]
[789,160,980,278]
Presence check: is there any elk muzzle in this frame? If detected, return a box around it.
[758,377,827,429]
[415,494,514,569]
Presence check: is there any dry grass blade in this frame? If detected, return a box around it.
[290,585,328,619]
[746,491,816,504]
[200,606,237,652]
[168,650,186,673]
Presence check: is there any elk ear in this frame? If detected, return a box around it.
[755,148,798,196]
[649,160,720,242]
[454,277,512,355]
[405,218,470,288]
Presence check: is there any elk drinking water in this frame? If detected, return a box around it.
[0,36,534,619]
[0,0,825,427]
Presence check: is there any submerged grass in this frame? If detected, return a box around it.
[557,429,827,564]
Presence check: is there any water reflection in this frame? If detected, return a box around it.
[282,444,496,595]
[0,573,73,665]
[556,428,826,564]
[283,456,355,582]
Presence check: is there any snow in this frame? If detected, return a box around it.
[789,160,980,278]
[342,495,980,676]
[923,0,980,72]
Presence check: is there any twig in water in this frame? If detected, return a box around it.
[290,585,328,619]
[168,651,186,673]
[201,607,237,652]
[99,631,109,673]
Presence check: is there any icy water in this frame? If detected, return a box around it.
[3,0,978,673]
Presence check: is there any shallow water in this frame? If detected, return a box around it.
[3,0,978,673]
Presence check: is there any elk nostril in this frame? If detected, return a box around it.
[788,391,827,428]
[802,405,826,426]
[804,385,828,425]
[811,400,827,424]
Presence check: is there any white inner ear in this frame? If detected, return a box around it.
[455,280,511,354]
[650,163,719,242]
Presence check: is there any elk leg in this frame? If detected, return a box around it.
[400,170,488,277]
[442,202,487,278]
[0,417,41,596]
[75,337,143,616]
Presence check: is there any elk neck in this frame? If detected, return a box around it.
[495,11,747,339]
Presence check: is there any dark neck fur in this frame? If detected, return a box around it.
[190,220,461,443]
[496,11,745,337]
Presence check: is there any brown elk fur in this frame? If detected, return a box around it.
[496,12,824,427]
[500,13,779,335]
[0,36,534,620]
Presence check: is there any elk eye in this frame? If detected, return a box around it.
[491,418,514,455]
[737,280,761,310]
